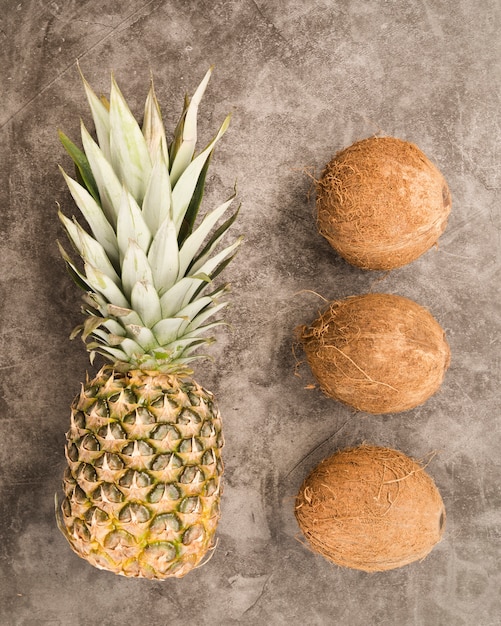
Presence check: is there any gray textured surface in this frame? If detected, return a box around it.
[1,1,500,625]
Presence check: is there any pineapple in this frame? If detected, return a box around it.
[56,66,240,579]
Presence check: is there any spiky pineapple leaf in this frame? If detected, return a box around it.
[130,281,162,328]
[147,217,179,294]
[80,122,122,228]
[57,241,95,293]
[151,317,186,345]
[96,331,128,347]
[106,304,144,328]
[102,318,126,336]
[169,67,213,186]
[86,342,129,362]
[142,152,172,235]
[125,325,158,352]
[169,94,190,166]
[89,337,141,360]
[59,211,120,285]
[191,237,241,279]
[171,114,231,234]
[121,241,154,302]
[207,252,238,283]
[85,263,130,308]
[190,251,238,305]
[109,75,152,203]
[143,77,169,167]
[59,68,240,371]
[185,302,228,334]
[58,131,100,203]
[186,202,240,276]
[81,291,109,317]
[176,295,220,325]
[177,302,228,341]
[79,66,111,161]
[77,226,120,285]
[178,192,236,274]
[177,152,212,248]
[159,275,210,318]
[60,168,119,266]
[164,337,209,361]
[79,315,107,341]
[116,188,152,259]
[170,337,219,365]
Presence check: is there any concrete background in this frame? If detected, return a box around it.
[1,1,500,624]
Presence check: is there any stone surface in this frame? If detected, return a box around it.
[1,1,500,624]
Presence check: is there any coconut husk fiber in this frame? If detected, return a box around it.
[295,445,446,572]
[316,136,452,270]
[298,293,450,414]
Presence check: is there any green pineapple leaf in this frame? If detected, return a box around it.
[143,77,169,167]
[101,318,126,336]
[177,152,212,247]
[147,217,179,294]
[186,301,228,331]
[125,324,158,352]
[171,114,231,234]
[110,75,152,204]
[58,130,100,203]
[80,122,122,228]
[58,211,120,285]
[169,67,213,187]
[169,94,190,166]
[116,188,152,259]
[60,168,119,265]
[142,152,172,234]
[159,275,210,318]
[189,204,240,274]
[57,241,93,293]
[84,263,130,308]
[190,237,241,279]
[130,281,162,329]
[59,68,239,374]
[151,317,186,346]
[79,65,112,162]
[121,241,154,302]
[177,192,236,277]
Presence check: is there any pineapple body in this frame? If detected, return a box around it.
[60,367,223,579]
[57,68,239,578]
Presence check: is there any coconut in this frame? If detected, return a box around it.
[298,293,450,414]
[316,136,451,270]
[295,445,446,572]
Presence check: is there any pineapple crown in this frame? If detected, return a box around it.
[58,66,241,373]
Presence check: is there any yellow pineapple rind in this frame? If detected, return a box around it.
[60,366,224,579]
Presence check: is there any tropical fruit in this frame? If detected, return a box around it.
[56,67,240,579]
[316,136,451,270]
[295,445,446,572]
[297,293,450,414]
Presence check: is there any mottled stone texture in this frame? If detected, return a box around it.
[1,0,500,624]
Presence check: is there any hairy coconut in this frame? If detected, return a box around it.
[316,136,451,270]
[295,445,446,572]
[298,293,450,414]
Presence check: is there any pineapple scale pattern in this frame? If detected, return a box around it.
[60,367,224,579]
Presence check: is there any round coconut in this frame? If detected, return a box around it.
[316,136,451,270]
[295,445,446,572]
[298,293,450,414]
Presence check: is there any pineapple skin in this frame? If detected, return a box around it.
[59,366,224,579]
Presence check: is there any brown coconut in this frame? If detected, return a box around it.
[295,445,446,572]
[316,136,451,270]
[298,293,450,414]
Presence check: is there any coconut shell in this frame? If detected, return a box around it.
[298,293,450,414]
[316,136,451,270]
[295,445,446,572]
